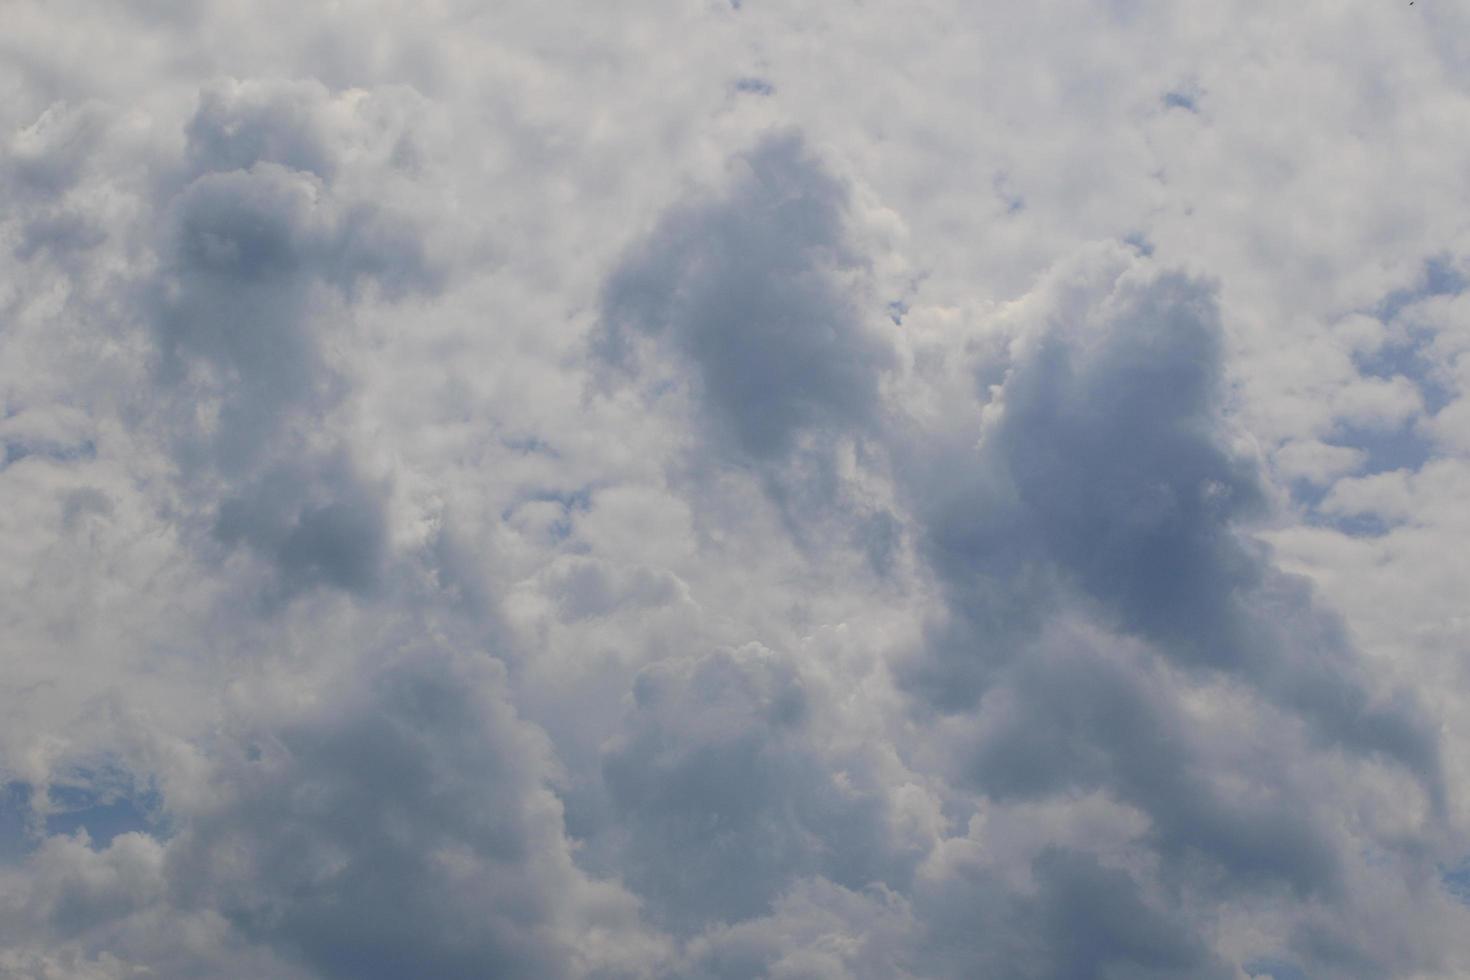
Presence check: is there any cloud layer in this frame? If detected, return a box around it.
[4,2,1470,978]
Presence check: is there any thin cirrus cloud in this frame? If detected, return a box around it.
[2,2,1470,979]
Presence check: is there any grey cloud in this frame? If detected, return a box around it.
[8,8,1470,977]
[159,163,433,418]
[155,160,433,465]
[0,831,168,949]
[143,81,441,598]
[179,79,438,297]
[592,132,901,569]
[164,650,630,980]
[213,452,388,598]
[3,101,113,292]
[966,637,1341,899]
[888,259,1449,973]
[676,879,918,980]
[185,80,340,180]
[150,160,387,596]
[1023,848,1233,980]
[3,101,110,199]
[543,557,683,621]
[330,200,441,299]
[923,847,1234,980]
[989,273,1262,650]
[914,272,1266,678]
[14,209,106,262]
[156,164,326,442]
[596,132,893,462]
[601,647,908,934]
[587,134,1444,973]
[1,653,650,979]
[903,267,1440,794]
[1284,924,1389,980]
[172,164,325,283]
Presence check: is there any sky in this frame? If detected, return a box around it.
[2,1,1470,978]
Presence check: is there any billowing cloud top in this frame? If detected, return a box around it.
[4,2,1470,978]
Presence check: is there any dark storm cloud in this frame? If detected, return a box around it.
[595,132,893,462]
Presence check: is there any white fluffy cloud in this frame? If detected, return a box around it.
[4,2,1470,978]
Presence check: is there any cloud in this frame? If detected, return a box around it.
[139,79,444,600]
[902,258,1439,785]
[917,845,1237,980]
[164,650,646,980]
[600,645,909,934]
[185,79,342,181]
[676,879,917,980]
[595,132,894,463]
[592,132,903,569]
[4,1,1470,978]
[890,254,1455,974]
[2,649,663,979]
[212,451,388,598]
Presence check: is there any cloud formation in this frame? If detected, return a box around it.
[4,2,1470,978]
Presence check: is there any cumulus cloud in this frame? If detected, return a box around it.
[599,645,911,935]
[593,132,901,566]
[162,650,650,980]
[4,2,1470,979]
[906,260,1439,782]
[595,132,892,463]
[142,78,442,601]
[1,649,662,979]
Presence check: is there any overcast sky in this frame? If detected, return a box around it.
[4,2,1470,978]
